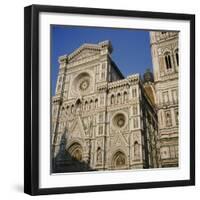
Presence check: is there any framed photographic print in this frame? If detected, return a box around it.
[24,4,195,195]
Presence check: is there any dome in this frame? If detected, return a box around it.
[143,68,154,83]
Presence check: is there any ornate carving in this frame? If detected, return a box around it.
[79,79,90,91]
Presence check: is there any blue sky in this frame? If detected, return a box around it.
[51,25,152,95]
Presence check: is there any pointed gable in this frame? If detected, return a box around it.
[68,44,101,63]
[113,132,128,148]
[58,40,112,64]
[68,116,86,139]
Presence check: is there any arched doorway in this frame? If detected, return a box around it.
[68,143,83,161]
[112,151,127,169]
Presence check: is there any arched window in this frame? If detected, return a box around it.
[124,91,128,103]
[117,93,121,104]
[75,99,81,112]
[66,105,70,114]
[175,49,179,66]
[165,111,172,127]
[134,141,140,160]
[111,94,115,105]
[112,151,126,168]
[95,99,98,108]
[164,52,172,69]
[71,104,74,113]
[90,99,93,109]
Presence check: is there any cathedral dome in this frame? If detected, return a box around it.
[143,68,154,83]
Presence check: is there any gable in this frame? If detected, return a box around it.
[68,116,86,139]
[113,132,128,148]
[68,48,100,63]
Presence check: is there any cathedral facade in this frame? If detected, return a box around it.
[51,32,179,173]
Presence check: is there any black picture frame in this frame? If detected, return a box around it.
[24,4,195,196]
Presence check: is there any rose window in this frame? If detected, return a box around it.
[79,79,89,91]
[73,72,91,93]
[113,113,126,128]
[117,117,125,127]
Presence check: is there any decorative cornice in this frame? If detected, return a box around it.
[97,84,108,91]
[107,74,140,90]
[108,79,129,90]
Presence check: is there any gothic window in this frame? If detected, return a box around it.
[112,151,126,168]
[175,48,179,66]
[117,93,121,104]
[111,94,115,105]
[90,99,93,109]
[164,52,172,69]
[71,104,74,113]
[95,99,98,108]
[66,106,70,114]
[165,110,172,127]
[134,141,140,160]
[124,91,128,103]
[96,147,102,164]
[75,99,81,112]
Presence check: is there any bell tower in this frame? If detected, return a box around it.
[150,31,179,167]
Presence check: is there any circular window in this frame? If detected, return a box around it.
[79,79,89,91]
[113,113,126,128]
[73,72,91,93]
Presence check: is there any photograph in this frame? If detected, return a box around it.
[50,26,179,173]
[24,5,195,195]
